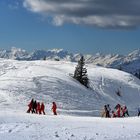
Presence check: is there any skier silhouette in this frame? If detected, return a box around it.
[52,102,57,115]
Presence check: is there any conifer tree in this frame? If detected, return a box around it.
[74,56,89,88]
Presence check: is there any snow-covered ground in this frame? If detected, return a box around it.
[0,111,140,140]
[0,59,140,140]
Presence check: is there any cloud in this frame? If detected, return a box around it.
[23,0,140,28]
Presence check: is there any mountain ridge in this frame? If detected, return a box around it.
[0,47,139,75]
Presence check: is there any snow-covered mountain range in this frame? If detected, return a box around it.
[0,47,140,74]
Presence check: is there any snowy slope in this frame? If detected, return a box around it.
[0,59,140,116]
[0,59,140,140]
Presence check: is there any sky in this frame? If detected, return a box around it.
[0,0,140,55]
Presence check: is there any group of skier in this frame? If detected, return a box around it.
[101,104,129,118]
[27,99,57,115]
[27,99,140,117]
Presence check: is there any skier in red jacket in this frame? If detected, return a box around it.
[40,102,45,115]
[115,104,121,117]
[37,102,41,114]
[122,106,129,117]
[27,99,34,113]
[52,102,57,115]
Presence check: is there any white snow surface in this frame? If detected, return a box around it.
[0,111,140,140]
[0,59,140,140]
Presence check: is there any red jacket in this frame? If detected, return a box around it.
[116,107,121,117]
[41,103,45,110]
[52,103,57,111]
[28,101,33,108]
[37,103,41,110]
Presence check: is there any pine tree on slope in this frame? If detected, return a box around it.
[74,56,89,88]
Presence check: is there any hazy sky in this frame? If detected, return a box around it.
[0,0,140,54]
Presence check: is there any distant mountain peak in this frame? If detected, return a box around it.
[48,48,64,53]
[0,47,139,75]
[128,49,140,58]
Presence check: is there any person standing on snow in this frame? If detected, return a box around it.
[122,106,129,117]
[32,100,37,114]
[27,98,34,113]
[106,104,111,118]
[37,102,41,114]
[52,102,57,115]
[115,104,121,117]
[40,102,46,115]
[101,105,107,117]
